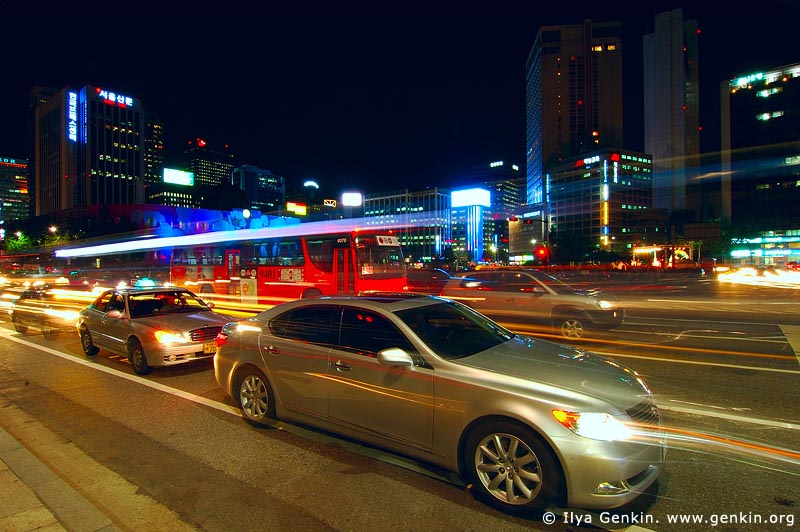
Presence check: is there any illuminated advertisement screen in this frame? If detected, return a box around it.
[163,168,194,186]
[342,192,363,206]
[451,188,490,208]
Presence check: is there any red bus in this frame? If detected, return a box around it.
[169,230,407,304]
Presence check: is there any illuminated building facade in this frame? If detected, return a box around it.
[183,138,235,187]
[548,149,653,253]
[643,8,700,214]
[231,165,285,214]
[721,62,800,265]
[0,157,29,225]
[34,85,157,216]
[525,20,624,208]
[143,111,165,184]
[450,188,492,264]
[363,188,451,264]
[463,161,525,262]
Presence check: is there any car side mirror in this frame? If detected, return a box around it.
[106,309,123,319]
[377,347,414,367]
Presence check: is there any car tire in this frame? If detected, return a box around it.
[555,316,586,339]
[128,338,153,375]
[79,327,100,356]
[41,321,54,340]
[12,315,28,334]
[465,420,563,513]
[235,366,275,426]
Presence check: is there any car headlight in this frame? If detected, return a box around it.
[597,300,614,310]
[154,330,189,345]
[552,410,633,441]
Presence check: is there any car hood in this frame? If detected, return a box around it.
[458,335,650,407]
[135,311,232,330]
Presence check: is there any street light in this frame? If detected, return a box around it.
[49,225,58,234]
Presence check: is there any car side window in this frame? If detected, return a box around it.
[503,272,539,293]
[269,305,339,347]
[338,307,413,357]
[459,272,502,291]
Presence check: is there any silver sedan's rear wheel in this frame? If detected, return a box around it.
[236,367,275,425]
[466,421,562,513]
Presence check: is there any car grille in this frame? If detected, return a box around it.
[189,327,222,342]
[626,398,660,426]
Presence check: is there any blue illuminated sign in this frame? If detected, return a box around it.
[67,91,78,142]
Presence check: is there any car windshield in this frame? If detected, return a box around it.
[128,291,209,318]
[395,300,515,360]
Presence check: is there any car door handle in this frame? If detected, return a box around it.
[332,360,351,371]
[263,345,279,354]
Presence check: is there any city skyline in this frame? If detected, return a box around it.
[2,6,797,196]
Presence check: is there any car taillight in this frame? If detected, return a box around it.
[216,332,228,347]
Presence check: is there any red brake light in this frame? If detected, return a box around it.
[216,332,229,347]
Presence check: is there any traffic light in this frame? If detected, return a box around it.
[535,245,549,262]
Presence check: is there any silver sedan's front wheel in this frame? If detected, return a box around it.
[558,317,585,338]
[466,421,561,512]
[237,368,275,425]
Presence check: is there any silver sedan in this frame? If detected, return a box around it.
[78,287,234,375]
[214,294,665,513]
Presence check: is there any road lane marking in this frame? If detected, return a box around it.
[596,350,800,375]
[779,324,800,366]
[0,329,240,416]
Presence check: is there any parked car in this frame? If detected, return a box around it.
[77,287,234,375]
[406,267,451,294]
[214,294,663,513]
[9,287,81,339]
[439,268,623,338]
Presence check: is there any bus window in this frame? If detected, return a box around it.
[306,238,334,273]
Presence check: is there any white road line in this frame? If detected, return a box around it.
[0,329,240,416]
[595,350,800,375]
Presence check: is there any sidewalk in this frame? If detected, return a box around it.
[0,399,199,532]
[0,423,120,532]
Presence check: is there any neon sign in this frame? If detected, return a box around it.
[95,87,134,108]
[67,91,78,142]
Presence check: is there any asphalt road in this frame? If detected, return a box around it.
[0,278,797,532]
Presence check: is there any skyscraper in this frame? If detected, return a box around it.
[525,20,624,207]
[231,164,285,214]
[643,8,700,214]
[0,157,29,225]
[721,62,800,235]
[183,138,235,187]
[34,85,151,216]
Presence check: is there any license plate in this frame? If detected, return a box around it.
[203,341,216,355]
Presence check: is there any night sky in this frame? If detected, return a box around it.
[2,5,797,197]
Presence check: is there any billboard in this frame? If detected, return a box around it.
[163,168,194,186]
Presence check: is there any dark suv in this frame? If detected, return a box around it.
[440,269,623,338]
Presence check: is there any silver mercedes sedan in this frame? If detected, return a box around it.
[214,294,665,514]
[78,287,234,375]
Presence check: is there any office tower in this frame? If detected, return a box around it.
[721,62,800,238]
[363,188,451,264]
[525,20,624,207]
[0,157,29,224]
[547,149,653,253]
[643,8,701,214]
[231,164,285,214]
[468,161,524,261]
[143,111,165,185]
[34,85,149,215]
[183,138,235,187]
